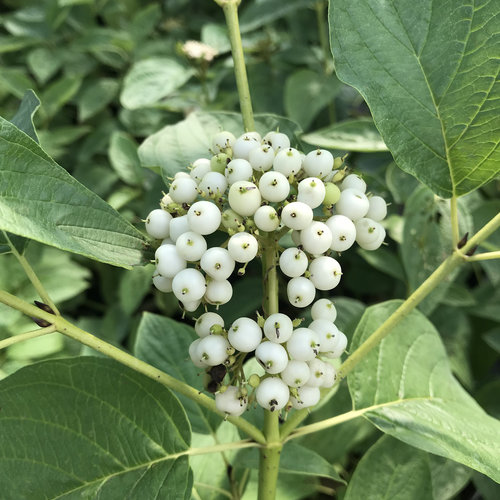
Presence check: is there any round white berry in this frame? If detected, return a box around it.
[309,256,342,290]
[357,225,386,250]
[255,377,290,412]
[195,312,225,338]
[169,177,198,203]
[323,330,348,359]
[273,147,302,177]
[200,247,235,280]
[335,188,370,221]
[280,360,310,387]
[212,131,236,153]
[225,158,253,185]
[249,144,275,172]
[291,386,320,409]
[199,171,228,196]
[325,215,356,252]
[169,215,191,242]
[189,339,208,368]
[302,149,333,178]
[187,201,222,235]
[155,244,186,278]
[279,247,308,278]
[196,335,230,366]
[366,196,387,221]
[341,173,366,193]
[228,317,262,352]
[152,274,173,293]
[300,221,333,255]
[264,313,294,343]
[306,358,328,387]
[254,205,279,232]
[228,232,259,263]
[233,133,259,160]
[321,363,337,388]
[355,218,386,250]
[190,159,211,183]
[311,299,337,322]
[228,181,262,216]
[258,171,290,202]
[309,319,340,353]
[286,328,320,361]
[297,177,326,209]
[172,268,206,302]
[264,132,290,152]
[175,231,207,261]
[287,277,316,308]
[145,209,172,239]
[174,172,191,180]
[205,279,233,305]
[255,342,288,374]
[216,386,247,416]
[281,202,313,230]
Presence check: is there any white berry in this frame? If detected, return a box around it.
[145,209,172,239]
[216,386,247,416]
[188,201,222,235]
[286,328,320,361]
[195,312,225,338]
[308,256,342,290]
[255,342,288,374]
[287,277,316,308]
[228,232,259,263]
[280,360,310,387]
[279,247,308,278]
[200,247,235,280]
[255,377,290,411]
[228,317,262,352]
[263,313,294,343]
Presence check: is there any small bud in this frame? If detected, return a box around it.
[248,374,261,388]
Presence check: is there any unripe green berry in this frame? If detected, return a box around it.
[211,153,230,174]
[222,209,244,230]
[248,374,261,388]
[324,182,341,205]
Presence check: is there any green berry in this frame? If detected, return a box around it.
[323,182,341,205]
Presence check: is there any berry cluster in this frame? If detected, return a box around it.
[144,129,387,415]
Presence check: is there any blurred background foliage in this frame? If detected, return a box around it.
[0,0,498,497]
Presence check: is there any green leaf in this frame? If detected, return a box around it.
[201,23,231,54]
[118,265,154,315]
[357,247,405,281]
[348,300,500,482]
[108,131,143,186]
[120,58,195,110]
[284,70,340,130]
[27,47,63,85]
[0,357,192,499]
[40,75,82,119]
[134,312,221,434]
[77,78,119,121]
[0,67,36,99]
[0,116,146,268]
[0,35,36,54]
[345,436,470,500]
[130,4,161,41]
[302,118,388,152]
[236,442,344,483]
[330,0,500,197]
[10,89,40,142]
[138,111,301,181]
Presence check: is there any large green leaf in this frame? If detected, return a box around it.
[302,118,388,152]
[330,0,500,197]
[120,58,195,110]
[0,117,146,268]
[138,111,301,181]
[345,436,470,500]
[348,300,500,482]
[0,357,192,499]
[134,312,221,434]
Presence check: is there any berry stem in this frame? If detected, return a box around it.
[0,289,266,445]
[217,0,255,131]
[259,234,282,500]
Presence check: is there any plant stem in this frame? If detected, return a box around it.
[0,325,56,350]
[450,196,459,248]
[466,251,500,262]
[258,235,282,500]
[3,231,60,315]
[219,0,255,131]
[0,289,266,445]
